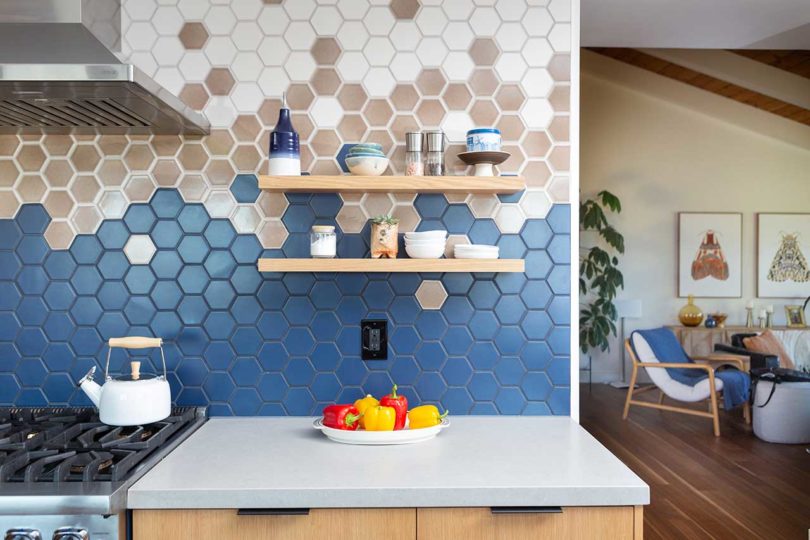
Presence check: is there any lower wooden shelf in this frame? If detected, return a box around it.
[257,258,525,273]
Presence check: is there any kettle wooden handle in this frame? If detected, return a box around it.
[109,337,162,349]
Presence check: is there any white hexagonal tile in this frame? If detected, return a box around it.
[312,6,342,35]
[205,36,238,66]
[442,52,474,81]
[232,21,263,51]
[363,68,397,97]
[549,23,572,52]
[337,21,369,51]
[310,96,344,128]
[389,52,421,81]
[230,0,263,20]
[522,37,554,68]
[258,67,291,97]
[522,98,554,129]
[152,37,184,67]
[204,189,237,219]
[442,0,475,20]
[415,6,448,36]
[231,52,263,82]
[204,96,238,128]
[153,67,184,95]
[178,51,211,81]
[128,51,158,77]
[496,0,528,21]
[496,22,528,52]
[441,111,474,144]
[285,51,317,81]
[231,205,262,234]
[468,194,500,218]
[363,37,396,66]
[336,51,370,81]
[258,37,290,66]
[521,68,554,97]
[152,6,184,35]
[258,5,290,35]
[124,234,157,265]
[547,176,570,203]
[493,204,526,234]
[442,21,474,50]
[178,0,210,20]
[415,280,448,310]
[70,205,103,234]
[389,21,421,51]
[284,0,317,20]
[231,83,265,113]
[519,189,553,218]
[416,37,448,67]
[204,6,237,35]
[523,7,554,35]
[284,21,317,50]
[469,7,500,36]
[126,22,158,51]
[364,6,396,36]
[98,191,129,219]
[338,0,370,20]
[548,0,571,21]
[495,52,528,82]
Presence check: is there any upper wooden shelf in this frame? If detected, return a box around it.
[258,175,525,194]
[258,258,525,273]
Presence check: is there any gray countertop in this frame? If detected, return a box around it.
[127,416,649,509]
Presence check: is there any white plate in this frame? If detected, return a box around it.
[454,253,499,259]
[313,417,450,445]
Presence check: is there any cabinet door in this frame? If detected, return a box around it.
[133,508,416,540]
[416,507,640,540]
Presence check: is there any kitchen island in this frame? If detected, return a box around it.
[128,417,648,539]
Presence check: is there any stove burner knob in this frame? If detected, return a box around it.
[52,529,88,540]
[4,529,42,540]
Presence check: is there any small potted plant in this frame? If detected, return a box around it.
[370,215,399,259]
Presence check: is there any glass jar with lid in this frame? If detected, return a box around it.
[405,132,424,176]
[310,225,336,258]
[424,131,446,176]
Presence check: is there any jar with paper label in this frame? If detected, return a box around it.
[310,225,336,258]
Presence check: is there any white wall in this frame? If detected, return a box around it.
[580,50,810,382]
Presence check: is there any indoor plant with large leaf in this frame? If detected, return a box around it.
[580,191,624,353]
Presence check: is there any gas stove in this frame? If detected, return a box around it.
[0,407,206,539]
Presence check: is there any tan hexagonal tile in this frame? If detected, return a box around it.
[548,145,570,173]
[416,69,447,96]
[204,189,236,218]
[231,205,262,234]
[445,234,471,258]
[337,114,368,141]
[179,22,209,49]
[391,0,420,19]
[392,192,417,204]
[336,203,368,233]
[310,130,341,158]
[415,280,448,310]
[97,158,128,187]
[43,159,75,188]
[0,159,20,187]
[548,54,570,82]
[310,159,341,175]
[44,220,75,250]
[548,115,569,143]
[493,203,526,234]
[203,130,234,157]
[287,83,315,110]
[0,135,20,155]
[97,135,128,156]
[43,190,75,219]
[258,98,283,126]
[340,192,364,203]
[495,84,527,112]
[388,144,406,174]
[365,129,395,154]
[442,83,473,111]
[522,160,553,189]
[312,37,341,66]
[523,131,552,159]
[152,159,182,186]
[124,175,157,203]
[17,145,46,172]
[70,205,103,234]
[292,112,315,141]
[361,193,394,217]
[469,99,498,126]
[41,135,71,156]
[70,145,101,173]
[337,84,368,112]
[311,68,341,95]
[72,133,97,143]
[445,193,469,204]
[204,159,235,186]
[232,115,262,143]
[179,83,210,110]
[178,174,209,202]
[391,204,420,233]
[390,115,419,144]
[549,85,569,112]
[257,191,289,219]
[123,144,156,172]
[497,114,527,142]
[151,136,183,157]
[469,68,499,95]
[0,189,21,218]
[469,38,500,66]
[499,144,526,172]
[257,219,288,249]
[70,174,101,203]
[178,143,209,171]
[232,145,262,172]
[362,100,394,128]
[387,86,416,113]
[205,69,236,98]
[98,190,129,219]
[15,174,47,203]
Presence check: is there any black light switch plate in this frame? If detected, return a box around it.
[361,319,387,360]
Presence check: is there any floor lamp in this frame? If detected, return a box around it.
[609,299,642,389]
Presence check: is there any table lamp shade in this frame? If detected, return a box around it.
[615,299,642,319]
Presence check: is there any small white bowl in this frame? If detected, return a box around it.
[404,238,447,245]
[406,244,445,259]
[405,230,447,239]
[346,156,389,176]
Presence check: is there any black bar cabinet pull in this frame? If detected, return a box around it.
[237,508,310,516]
[490,506,563,514]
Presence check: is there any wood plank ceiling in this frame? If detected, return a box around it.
[588,48,810,126]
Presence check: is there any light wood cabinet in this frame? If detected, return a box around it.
[133,506,642,540]
[132,508,416,540]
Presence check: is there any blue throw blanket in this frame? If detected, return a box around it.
[631,328,750,410]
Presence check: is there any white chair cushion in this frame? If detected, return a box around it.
[770,330,810,371]
[632,333,723,403]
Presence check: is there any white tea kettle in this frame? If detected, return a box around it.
[78,336,172,426]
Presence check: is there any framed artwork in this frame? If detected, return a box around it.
[678,212,742,298]
[757,213,810,298]
[785,305,807,328]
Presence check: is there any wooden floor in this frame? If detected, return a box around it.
[580,384,810,540]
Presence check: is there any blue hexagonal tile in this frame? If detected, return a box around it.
[547,357,570,385]
[203,372,235,401]
[177,204,210,233]
[177,265,209,295]
[441,357,473,386]
[96,251,128,280]
[69,327,103,357]
[71,266,103,295]
[0,220,22,249]
[97,282,128,311]
[494,295,527,325]
[203,342,236,370]
[389,296,419,324]
[42,343,72,371]
[123,204,157,233]
[282,204,316,234]
[43,282,77,310]
[494,357,526,385]
[16,236,49,265]
[17,358,48,385]
[496,234,527,259]
[441,204,474,234]
[203,312,236,340]
[546,204,570,233]
[16,204,50,234]
[16,266,48,295]
[42,251,76,280]
[231,327,262,355]
[97,312,128,341]
[257,311,289,340]
[468,280,499,310]
[363,371,395,397]
[336,326,359,356]
[0,282,21,310]
[178,235,210,264]
[363,280,395,310]
[257,280,288,310]
[414,310,448,340]
[176,387,206,406]
[16,328,48,357]
[150,250,184,279]
[336,273,368,295]
[150,311,182,338]
[285,327,315,356]
[441,387,473,413]
[415,372,446,401]
[17,388,48,406]
[523,402,552,415]
[414,194,448,219]
[230,235,263,264]
[232,265,262,295]
[441,296,474,324]
[204,220,237,249]
[230,296,261,325]
[282,273,315,295]
[547,265,569,294]
[150,189,184,218]
[230,174,261,203]
[442,326,474,356]
[548,387,570,415]
[522,341,553,370]
[258,373,287,401]
[231,357,261,386]
[311,373,341,401]
[547,295,569,325]
[467,219,500,245]
[284,296,315,325]
[336,296,367,325]
[335,356,367,386]
[70,297,103,326]
[151,220,184,249]
[415,341,446,371]
[390,326,420,355]
[0,312,20,342]
[123,296,157,326]
[525,250,554,280]
[310,193,342,217]
[97,220,129,249]
[176,327,208,357]
[283,387,315,415]
[285,358,316,386]
[0,252,22,280]
[43,311,75,341]
[177,296,209,325]
[150,281,183,310]
[336,233,368,258]
[204,250,237,279]
[494,326,526,355]
[123,266,156,295]
[547,327,569,355]
[495,387,526,414]
[547,234,569,264]
[231,388,262,415]
[388,273,420,295]
[442,273,473,296]
[307,281,339,310]
[520,280,552,310]
[257,342,288,370]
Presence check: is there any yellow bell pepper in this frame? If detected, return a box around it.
[363,405,396,431]
[407,405,449,429]
[353,394,380,429]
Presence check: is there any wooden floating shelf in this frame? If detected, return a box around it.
[258,175,525,194]
[257,258,525,273]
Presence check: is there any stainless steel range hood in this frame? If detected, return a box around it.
[0,0,209,135]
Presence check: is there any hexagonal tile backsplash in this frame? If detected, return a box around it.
[0,0,572,415]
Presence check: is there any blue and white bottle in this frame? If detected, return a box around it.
[268,93,301,176]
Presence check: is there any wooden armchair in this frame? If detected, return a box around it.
[622,338,750,437]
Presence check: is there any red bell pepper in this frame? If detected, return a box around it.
[379,385,408,430]
[322,404,362,431]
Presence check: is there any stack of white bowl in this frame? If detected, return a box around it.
[454,244,500,259]
[404,230,447,259]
